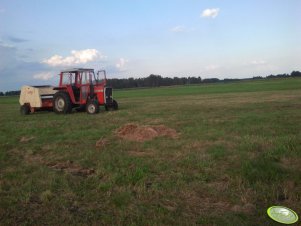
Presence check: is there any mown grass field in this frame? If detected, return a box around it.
[1,78,301,225]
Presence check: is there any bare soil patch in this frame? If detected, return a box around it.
[46,160,95,176]
[20,136,35,143]
[10,147,95,177]
[116,123,179,142]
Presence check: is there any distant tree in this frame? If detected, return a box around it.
[162,77,173,86]
[0,92,4,96]
[224,78,241,82]
[203,78,220,83]
[188,76,202,84]
[5,90,20,96]
[144,74,163,87]
[106,71,297,89]
[252,76,263,80]
[275,73,289,78]
[267,73,289,79]
[291,71,301,77]
[267,74,276,79]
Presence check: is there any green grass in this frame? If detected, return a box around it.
[1,78,301,225]
[115,77,301,98]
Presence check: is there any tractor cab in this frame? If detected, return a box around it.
[57,68,105,104]
[53,68,118,114]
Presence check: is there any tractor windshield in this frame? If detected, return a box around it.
[80,71,94,85]
[95,70,106,84]
[62,72,76,85]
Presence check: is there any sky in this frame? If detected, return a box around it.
[0,0,300,91]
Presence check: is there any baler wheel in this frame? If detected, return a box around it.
[20,104,30,115]
[53,92,72,114]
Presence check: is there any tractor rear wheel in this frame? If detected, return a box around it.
[53,92,72,114]
[86,100,99,114]
[20,104,30,115]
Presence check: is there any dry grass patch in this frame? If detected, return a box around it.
[95,137,109,148]
[179,188,256,219]
[185,139,235,151]
[127,150,154,157]
[207,175,231,193]
[179,190,232,215]
[280,157,301,172]
[116,123,179,142]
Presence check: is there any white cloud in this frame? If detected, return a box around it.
[33,72,54,80]
[170,26,186,33]
[201,8,220,18]
[170,26,196,33]
[250,60,267,65]
[43,49,106,67]
[205,64,220,71]
[0,39,14,48]
[116,58,129,71]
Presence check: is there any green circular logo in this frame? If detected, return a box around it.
[267,206,299,224]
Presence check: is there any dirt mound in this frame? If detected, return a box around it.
[116,123,179,142]
[46,161,95,176]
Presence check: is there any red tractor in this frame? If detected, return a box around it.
[53,68,118,114]
[19,68,118,115]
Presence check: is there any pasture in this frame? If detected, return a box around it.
[1,78,301,225]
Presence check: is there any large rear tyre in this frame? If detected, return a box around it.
[86,100,99,114]
[20,104,30,115]
[53,92,72,114]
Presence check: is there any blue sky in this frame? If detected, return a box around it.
[0,0,300,91]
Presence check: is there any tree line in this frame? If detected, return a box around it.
[1,70,301,96]
[106,70,301,89]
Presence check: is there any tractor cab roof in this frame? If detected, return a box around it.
[60,68,94,73]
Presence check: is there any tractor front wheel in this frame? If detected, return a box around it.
[112,100,118,110]
[53,92,72,114]
[86,100,99,114]
[20,104,30,115]
[105,99,118,111]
